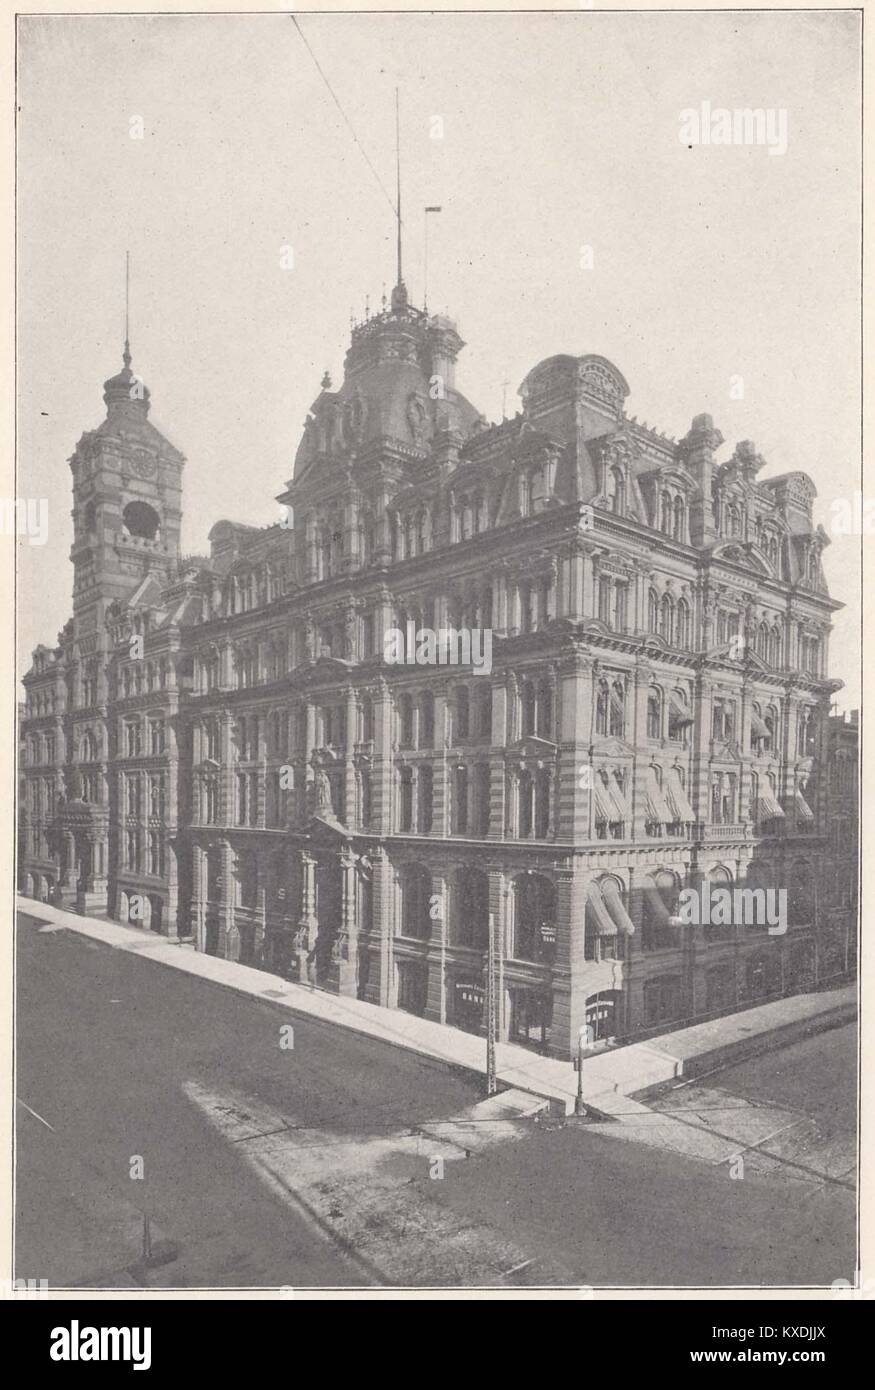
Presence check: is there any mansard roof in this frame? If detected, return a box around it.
[289,285,481,487]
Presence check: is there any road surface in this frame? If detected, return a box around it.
[15,912,856,1288]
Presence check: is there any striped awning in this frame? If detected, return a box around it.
[669,692,694,726]
[664,768,695,823]
[793,788,814,821]
[593,778,616,823]
[608,772,630,822]
[601,878,635,934]
[756,785,785,820]
[586,881,618,936]
[643,879,673,926]
[750,712,770,739]
[645,767,674,824]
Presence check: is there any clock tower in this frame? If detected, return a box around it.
[68,335,184,631]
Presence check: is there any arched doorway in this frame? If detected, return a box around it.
[585,990,621,1044]
[315,856,342,981]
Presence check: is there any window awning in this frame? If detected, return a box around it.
[669,693,694,726]
[793,788,814,821]
[750,712,770,739]
[593,778,615,823]
[645,767,674,824]
[664,768,695,823]
[643,880,673,926]
[608,773,629,822]
[756,786,785,820]
[601,878,635,934]
[586,881,618,936]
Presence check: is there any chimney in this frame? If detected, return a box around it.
[679,413,724,546]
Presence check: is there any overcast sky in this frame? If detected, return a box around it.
[16,9,861,706]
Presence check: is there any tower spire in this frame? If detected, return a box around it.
[395,87,402,289]
[123,250,131,368]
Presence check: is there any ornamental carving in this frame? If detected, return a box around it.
[406,392,429,447]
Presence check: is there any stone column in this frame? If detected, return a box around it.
[332,848,359,997]
[220,839,239,961]
[295,850,318,983]
[345,688,357,825]
[361,847,394,1007]
[552,868,588,1059]
[424,867,449,1024]
[192,842,207,952]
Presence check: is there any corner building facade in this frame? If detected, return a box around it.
[19,279,854,1058]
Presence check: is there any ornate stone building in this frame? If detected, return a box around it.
[18,277,854,1058]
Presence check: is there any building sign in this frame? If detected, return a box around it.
[456,981,485,1009]
[586,997,614,1025]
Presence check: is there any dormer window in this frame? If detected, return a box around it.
[605,465,625,515]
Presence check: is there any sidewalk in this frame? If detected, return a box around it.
[17,896,856,1117]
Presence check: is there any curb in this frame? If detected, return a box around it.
[631,1000,857,1102]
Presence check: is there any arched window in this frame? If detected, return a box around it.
[537,679,553,738]
[453,867,489,949]
[522,681,537,736]
[660,492,672,534]
[659,594,675,644]
[518,769,534,838]
[455,685,470,740]
[606,465,625,515]
[595,679,609,736]
[647,688,663,741]
[399,863,432,940]
[757,621,770,660]
[534,767,551,838]
[769,625,783,668]
[708,865,735,939]
[672,495,685,540]
[398,693,414,747]
[123,500,160,540]
[676,598,691,650]
[419,691,434,748]
[511,873,556,963]
[609,680,625,737]
[648,589,659,634]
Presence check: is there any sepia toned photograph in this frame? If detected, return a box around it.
[10,6,862,1303]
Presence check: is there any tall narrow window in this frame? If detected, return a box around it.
[453,765,469,834]
[399,768,414,831]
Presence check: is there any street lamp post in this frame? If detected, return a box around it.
[575,1022,589,1116]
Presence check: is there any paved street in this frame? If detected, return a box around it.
[15,912,856,1289]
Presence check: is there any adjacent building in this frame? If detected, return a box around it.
[18,276,855,1058]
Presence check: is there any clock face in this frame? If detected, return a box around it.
[132,453,156,478]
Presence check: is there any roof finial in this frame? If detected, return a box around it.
[123,250,131,368]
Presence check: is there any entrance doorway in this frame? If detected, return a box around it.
[454,978,485,1035]
[509,988,552,1051]
[397,960,428,1016]
[585,990,621,1043]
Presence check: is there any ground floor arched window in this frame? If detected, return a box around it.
[510,872,556,963]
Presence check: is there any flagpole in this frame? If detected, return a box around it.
[423,206,442,313]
